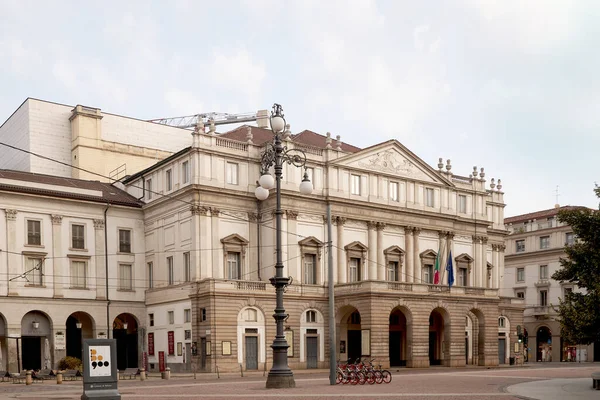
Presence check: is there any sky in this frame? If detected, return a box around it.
[1,0,599,217]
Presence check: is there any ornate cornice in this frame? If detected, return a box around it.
[248,212,262,222]
[367,221,378,230]
[333,216,346,226]
[210,207,220,217]
[5,209,17,221]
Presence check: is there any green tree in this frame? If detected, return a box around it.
[551,186,600,345]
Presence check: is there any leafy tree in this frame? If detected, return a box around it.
[551,186,600,345]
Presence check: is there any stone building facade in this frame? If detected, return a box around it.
[125,124,524,372]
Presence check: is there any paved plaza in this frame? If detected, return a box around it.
[0,364,598,400]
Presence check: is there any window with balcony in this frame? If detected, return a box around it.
[227,252,241,280]
[351,174,361,195]
[306,310,316,323]
[70,260,86,288]
[387,261,399,281]
[539,264,548,280]
[118,229,132,253]
[540,236,550,249]
[27,220,41,246]
[226,162,239,185]
[540,290,548,306]
[517,267,525,282]
[349,257,361,282]
[182,161,190,184]
[71,224,85,249]
[166,169,172,191]
[389,181,399,202]
[565,232,575,246]
[425,188,434,207]
[458,267,468,286]
[458,194,467,213]
[423,264,433,284]
[516,240,525,253]
[304,254,316,284]
[167,256,174,285]
[119,264,132,290]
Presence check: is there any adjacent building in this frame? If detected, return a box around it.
[503,206,598,363]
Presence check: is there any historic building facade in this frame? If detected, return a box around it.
[0,170,146,372]
[125,125,524,373]
[503,206,598,363]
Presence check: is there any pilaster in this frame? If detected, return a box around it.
[367,221,377,280]
[413,228,421,283]
[51,215,63,298]
[210,208,221,279]
[404,227,414,283]
[285,210,298,282]
[376,222,385,281]
[335,217,346,283]
[4,210,17,296]
[93,219,106,299]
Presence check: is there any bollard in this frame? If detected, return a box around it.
[56,371,63,384]
[25,370,32,385]
[161,367,170,380]
[239,364,244,378]
[216,365,220,379]
[140,368,146,381]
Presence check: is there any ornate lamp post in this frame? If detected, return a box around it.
[255,103,313,388]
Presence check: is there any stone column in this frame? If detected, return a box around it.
[190,204,204,280]
[413,228,421,283]
[367,222,377,281]
[93,219,106,299]
[404,227,413,283]
[336,217,346,283]
[5,209,17,296]
[285,210,299,282]
[408,313,430,368]
[491,244,499,289]
[376,222,385,281]
[51,215,63,298]
[6,327,21,372]
[198,206,211,279]
[248,212,260,281]
[472,236,480,287]
[498,245,506,290]
[481,237,488,288]
[210,208,221,279]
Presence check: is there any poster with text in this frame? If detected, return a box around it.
[89,345,112,377]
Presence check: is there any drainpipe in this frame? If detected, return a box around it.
[137,177,145,201]
[104,204,111,338]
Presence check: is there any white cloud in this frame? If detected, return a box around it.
[165,89,204,115]
[209,49,266,99]
[0,38,42,75]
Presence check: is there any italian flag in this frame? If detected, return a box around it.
[433,248,442,284]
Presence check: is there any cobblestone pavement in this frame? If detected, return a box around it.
[0,364,597,400]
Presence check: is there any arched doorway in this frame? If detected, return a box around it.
[429,308,450,366]
[338,306,361,362]
[466,309,486,365]
[66,312,94,361]
[465,315,474,364]
[389,307,411,367]
[21,311,52,370]
[536,326,552,362]
[113,314,138,370]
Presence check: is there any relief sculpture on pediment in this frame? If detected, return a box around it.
[358,150,415,175]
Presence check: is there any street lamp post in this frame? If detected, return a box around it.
[255,103,313,389]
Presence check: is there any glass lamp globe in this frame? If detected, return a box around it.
[259,173,275,190]
[255,186,269,200]
[271,116,285,133]
[299,177,313,195]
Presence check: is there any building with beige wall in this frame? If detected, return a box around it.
[125,124,524,373]
[0,170,145,373]
[503,206,599,363]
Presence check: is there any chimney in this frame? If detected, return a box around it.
[256,110,269,128]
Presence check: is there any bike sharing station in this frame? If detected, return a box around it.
[81,339,121,400]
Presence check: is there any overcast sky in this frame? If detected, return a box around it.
[1,0,599,217]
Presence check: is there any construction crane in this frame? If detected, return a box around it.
[148,111,259,129]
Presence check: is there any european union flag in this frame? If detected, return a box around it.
[446,250,454,288]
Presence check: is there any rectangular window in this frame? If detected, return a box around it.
[426,188,434,207]
[351,174,361,195]
[458,267,468,286]
[184,309,191,323]
[200,308,207,322]
[458,195,467,213]
[540,236,550,249]
[516,291,525,299]
[119,229,131,253]
[516,240,525,253]
[147,178,153,200]
[166,169,172,191]
[168,311,174,325]
[167,256,174,285]
[423,264,433,284]
[70,260,86,288]
[149,313,154,327]
[539,264,548,280]
[349,257,361,282]
[184,252,191,282]
[540,290,548,306]
[304,254,316,284]
[226,162,239,185]
[71,224,85,249]
[565,232,574,246]
[387,261,398,281]
[306,310,316,323]
[28,257,43,285]
[185,330,191,340]
[564,287,573,297]
[389,182,399,202]
[227,252,240,280]
[119,264,132,290]
[27,220,41,245]
[517,267,525,282]
[182,161,190,184]
[147,262,153,289]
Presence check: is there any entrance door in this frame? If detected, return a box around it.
[22,337,41,370]
[498,338,506,364]
[185,344,192,371]
[306,336,318,369]
[465,337,469,364]
[429,332,438,365]
[245,336,258,370]
[389,331,402,367]
[347,330,361,362]
[595,341,600,362]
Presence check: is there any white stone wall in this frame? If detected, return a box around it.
[146,300,193,368]
[0,99,30,172]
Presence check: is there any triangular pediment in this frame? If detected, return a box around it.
[220,233,249,245]
[420,249,438,259]
[384,245,405,256]
[332,140,453,186]
[455,253,474,263]
[344,241,368,252]
[298,236,324,247]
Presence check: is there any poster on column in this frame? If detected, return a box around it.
[55,332,66,350]
[88,345,112,377]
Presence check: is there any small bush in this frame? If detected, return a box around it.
[58,356,82,371]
